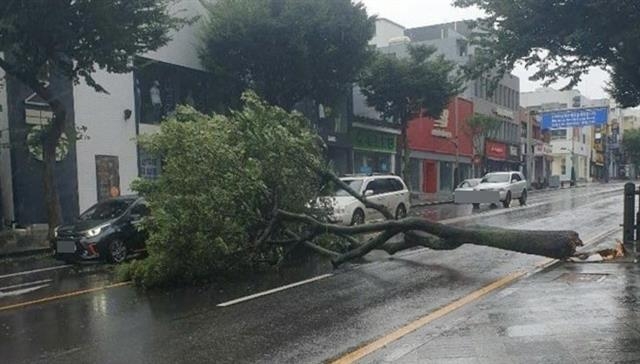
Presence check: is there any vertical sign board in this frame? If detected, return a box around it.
[541,107,609,129]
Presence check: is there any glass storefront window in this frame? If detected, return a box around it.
[439,161,453,192]
[354,151,392,174]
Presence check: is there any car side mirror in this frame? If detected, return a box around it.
[364,190,374,197]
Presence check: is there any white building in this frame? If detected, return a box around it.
[0,0,209,226]
[520,88,609,183]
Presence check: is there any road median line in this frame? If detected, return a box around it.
[0,281,132,312]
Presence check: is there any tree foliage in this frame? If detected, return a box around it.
[454,0,640,107]
[0,0,185,234]
[198,0,375,110]
[623,129,640,167]
[124,92,325,287]
[359,45,463,179]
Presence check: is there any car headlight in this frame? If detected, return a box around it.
[82,224,109,238]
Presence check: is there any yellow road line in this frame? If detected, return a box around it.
[0,281,132,312]
[331,271,526,364]
[334,226,624,364]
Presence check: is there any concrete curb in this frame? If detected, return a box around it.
[410,200,454,208]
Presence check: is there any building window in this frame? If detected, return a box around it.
[551,129,567,140]
[139,149,161,180]
[561,158,567,175]
[134,57,215,125]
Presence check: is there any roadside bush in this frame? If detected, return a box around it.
[124,92,324,287]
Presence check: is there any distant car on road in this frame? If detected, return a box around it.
[323,174,411,225]
[52,196,150,264]
[454,172,527,209]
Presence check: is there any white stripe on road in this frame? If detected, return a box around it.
[217,273,333,307]
[0,265,71,280]
[0,284,51,298]
[0,279,53,292]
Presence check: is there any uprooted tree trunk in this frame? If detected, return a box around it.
[266,170,583,267]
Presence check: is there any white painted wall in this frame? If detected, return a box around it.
[142,0,207,70]
[0,66,14,222]
[74,71,138,212]
[370,18,406,48]
[73,0,209,212]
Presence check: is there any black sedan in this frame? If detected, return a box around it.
[52,196,149,263]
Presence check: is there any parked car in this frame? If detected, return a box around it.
[454,172,527,209]
[52,195,150,263]
[324,174,411,225]
[453,178,482,198]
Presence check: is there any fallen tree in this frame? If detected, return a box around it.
[125,94,583,287]
[268,171,583,267]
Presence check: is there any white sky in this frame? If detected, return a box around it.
[360,0,611,101]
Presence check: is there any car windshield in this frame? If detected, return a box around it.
[79,199,134,221]
[459,180,479,188]
[481,174,510,183]
[335,179,364,197]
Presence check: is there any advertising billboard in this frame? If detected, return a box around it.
[541,107,608,129]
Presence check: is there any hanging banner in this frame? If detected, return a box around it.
[541,107,608,129]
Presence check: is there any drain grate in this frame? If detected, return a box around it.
[555,273,609,283]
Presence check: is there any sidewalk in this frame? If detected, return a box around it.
[362,232,640,363]
[0,227,50,258]
[410,192,453,207]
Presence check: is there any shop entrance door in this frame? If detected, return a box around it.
[423,160,437,193]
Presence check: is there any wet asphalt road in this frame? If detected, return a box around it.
[0,183,627,363]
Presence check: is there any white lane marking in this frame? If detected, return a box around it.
[0,284,50,298]
[0,279,53,292]
[217,273,333,307]
[0,265,72,280]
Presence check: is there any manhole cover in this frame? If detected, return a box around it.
[555,273,609,283]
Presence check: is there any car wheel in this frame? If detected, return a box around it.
[502,192,512,208]
[519,189,527,206]
[395,204,407,220]
[472,203,480,209]
[107,239,128,264]
[351,209,365,226]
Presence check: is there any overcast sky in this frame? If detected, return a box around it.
[360,0,610,101]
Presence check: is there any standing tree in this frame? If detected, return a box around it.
[454,0,640,107]
[0,1,185,236]
[199,0,375,111]
[466,114,501,176]
[359,45,463,182]
[622,129,640,171]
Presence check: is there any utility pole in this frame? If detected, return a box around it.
[526,111,533,187]
[454,97,460,186]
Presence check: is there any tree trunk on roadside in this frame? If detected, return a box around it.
[37,86,66,239]
[400,119,411,182]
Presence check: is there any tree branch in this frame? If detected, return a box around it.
[277,211,582,265]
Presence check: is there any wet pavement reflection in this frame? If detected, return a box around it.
[0,183,630,364]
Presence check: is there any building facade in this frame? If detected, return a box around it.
[406,97,474,193]
[0,0,208,226]
[521,88,608,183]
[403,21,522,177]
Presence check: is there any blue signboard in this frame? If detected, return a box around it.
[541,107,608,129]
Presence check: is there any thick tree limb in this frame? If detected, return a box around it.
[277,211,582,265]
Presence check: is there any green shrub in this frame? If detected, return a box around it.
[125,92,324,287]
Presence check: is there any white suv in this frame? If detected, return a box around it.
[327,175,411,225]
